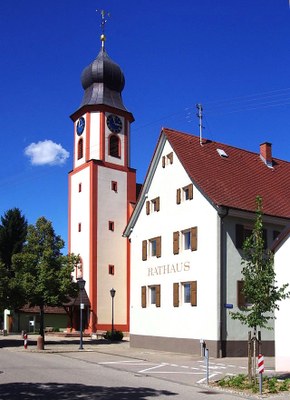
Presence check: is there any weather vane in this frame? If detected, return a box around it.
[96,9,110,47]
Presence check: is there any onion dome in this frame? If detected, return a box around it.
[80,36,127,111]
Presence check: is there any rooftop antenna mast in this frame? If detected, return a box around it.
[196,103,204,146]
[96,9,110,48]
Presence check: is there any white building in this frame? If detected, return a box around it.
[124,128,290,357]
[273,226,290,371]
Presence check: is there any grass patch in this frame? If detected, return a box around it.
[217,374,290,394]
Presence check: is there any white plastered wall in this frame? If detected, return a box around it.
[130,140,219,340]
[275,233,290,371]
[97,166,128,324]
[69,166,91,289]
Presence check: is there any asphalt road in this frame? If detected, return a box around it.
[0,335,289,400]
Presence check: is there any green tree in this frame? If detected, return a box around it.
[231,196,290,330]
[0,208,27,271]
[12,217,78,339]
[231,196,290,379]
[0,208,27,311]
[0,261,10,314]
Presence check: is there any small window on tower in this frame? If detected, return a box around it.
[109,221,115,231]
[78,183,82,192]
[78,223,81,232]
[111,181,118,192]
[78,138,83,160]
[109,265,115,275]
[109,135,121,158]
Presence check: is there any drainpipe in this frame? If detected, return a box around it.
[217,206,229,358]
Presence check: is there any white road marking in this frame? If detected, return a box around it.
[197,373,220,383]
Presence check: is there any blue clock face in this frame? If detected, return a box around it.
[107,114,123,133]
[77,117,85,136]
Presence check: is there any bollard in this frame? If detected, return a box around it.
[37,336,44,350]
[205,348,209,385]
[23,332,28,349]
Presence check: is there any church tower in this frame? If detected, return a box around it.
[68,20,136,333]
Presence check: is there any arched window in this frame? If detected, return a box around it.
[109,135,120,158]
[78,138,83,160]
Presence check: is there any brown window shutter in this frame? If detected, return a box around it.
[173,283,179,307]
[176,188,181,204]
[146,200,150,215]
[173,231,180,255]
[191,227,198,251]
[236,224,244,249]
[156,197,160,211]
[156,236,161,258]
[141,286,147,308]
[190,281,197,306]
[237,280,245,309]
[162,156,165,168]
[188,183,193,200]
[168,152,173,164]
[142,240,147,261]
[156,285,161,307]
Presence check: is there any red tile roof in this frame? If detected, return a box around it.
[164,128,290,218]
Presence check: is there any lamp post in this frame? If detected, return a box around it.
[110,288,116,336]
[77,278,86,350]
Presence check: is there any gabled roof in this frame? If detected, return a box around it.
[164,128,290,218]
[124,128,290,236]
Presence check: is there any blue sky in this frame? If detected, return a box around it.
[1,0,289,252]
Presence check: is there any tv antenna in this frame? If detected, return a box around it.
[196,104,204,146]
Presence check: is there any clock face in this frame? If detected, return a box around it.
[76,117,85,136]
[107,114,123,133]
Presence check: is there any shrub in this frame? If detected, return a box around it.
[104,330,123,341]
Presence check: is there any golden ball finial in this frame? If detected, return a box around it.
[100,34,106,42]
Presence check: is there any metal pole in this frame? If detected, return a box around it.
[79,288,83,350]
[112,295,114,334]
[205,348,209,385]
[259,373,263,395]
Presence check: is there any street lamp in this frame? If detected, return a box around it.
[77,278,86,350]
[110,288,116,335]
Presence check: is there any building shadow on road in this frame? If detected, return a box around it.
[0,382,177,399]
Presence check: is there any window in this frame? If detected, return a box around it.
[78,223,81,232]
[142,237,161,260]
[150,286,156,304]
[141,285,160,308]
[162,152,173,168]
[183,282,191,303]
[183,231,191,250]
[78,183,82,192]
[273,230,281,240]
[109,135,120,158]
[109,265,115,275]
[173,227,197,253]
[183,184,193,200]
[108,221,114,231]
[176,184,193,204]
[78,138,83,160]
[150,285,161,307]
[173,281,197,307]
[150,239,157,256]
[111,181,118,192]
[150,237,161,257]
[146,197,160,214]
[236,224,268,249]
